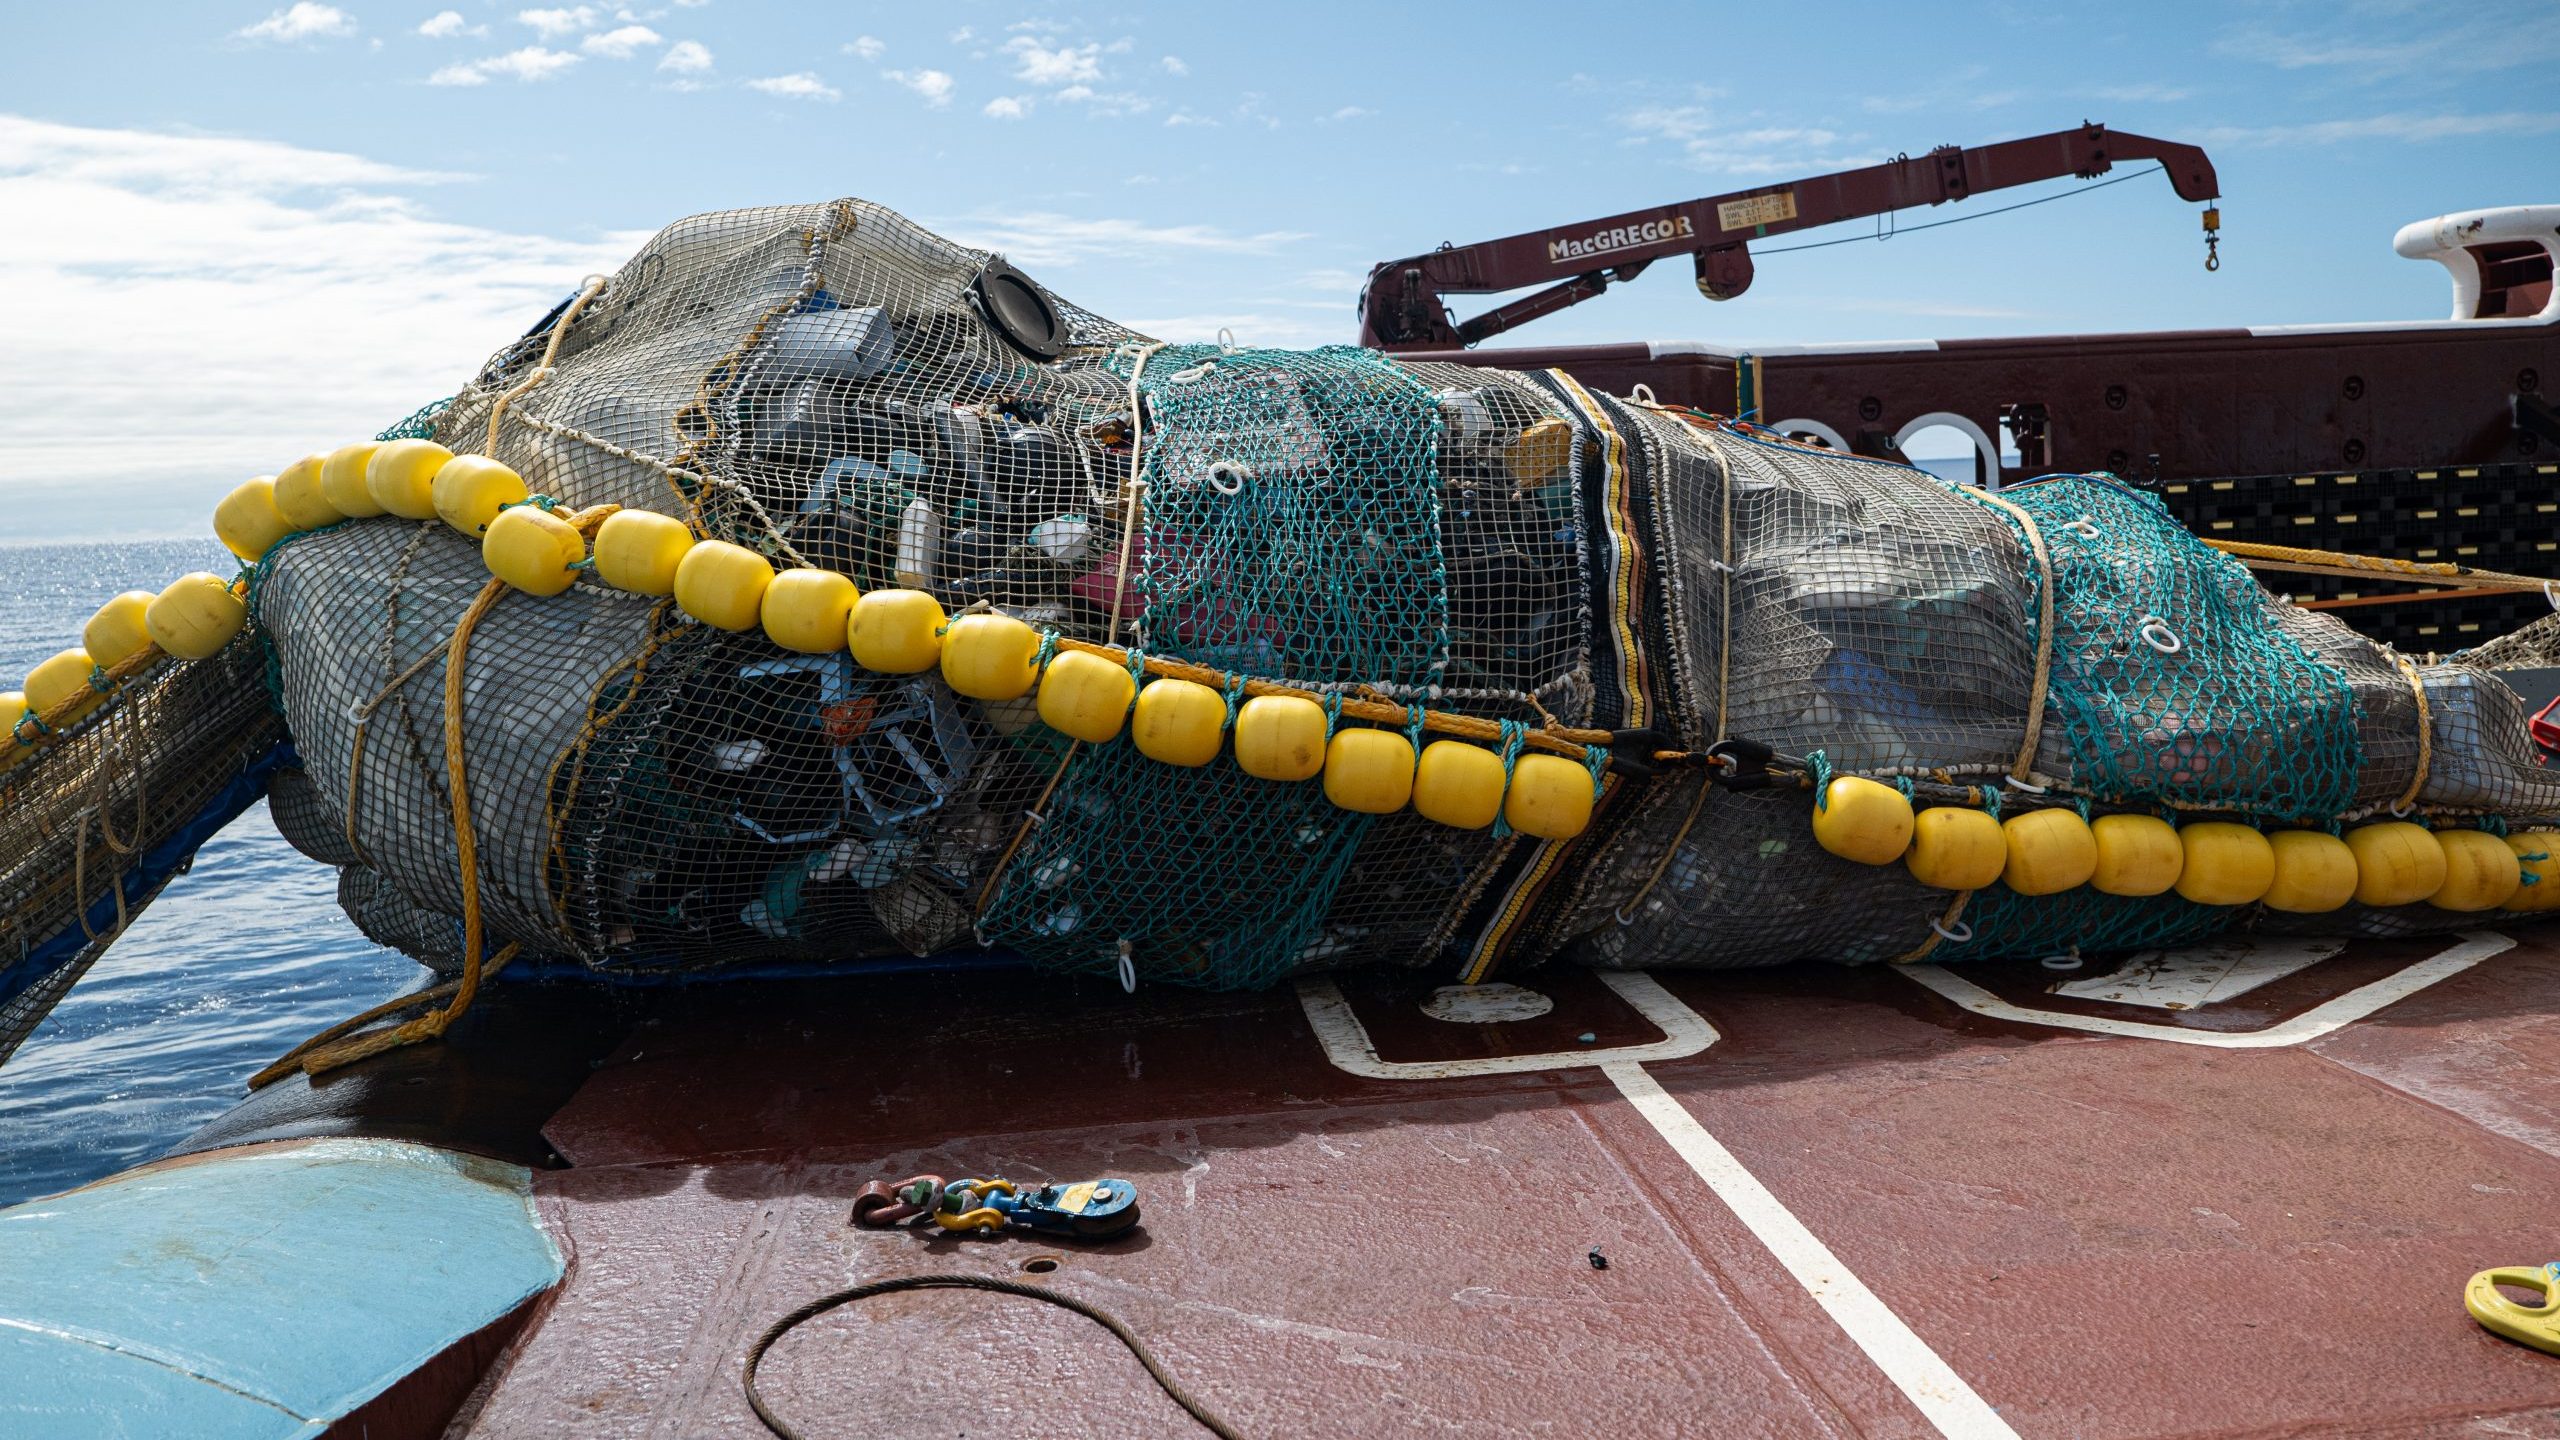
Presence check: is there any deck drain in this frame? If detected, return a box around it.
[1021,1255,1063,1275]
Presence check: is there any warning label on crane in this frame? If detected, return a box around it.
[1716,190,1799,232]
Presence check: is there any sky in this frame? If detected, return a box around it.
[2,0,2554,540]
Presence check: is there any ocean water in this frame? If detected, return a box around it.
[0,540,423,1207]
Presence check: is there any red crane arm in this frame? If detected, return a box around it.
[1356,123,2220,350]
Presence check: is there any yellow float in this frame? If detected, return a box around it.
[1324,729,1417,815]
[2345,821,2446,907]
[1811,776,1915,866]
[431,455,529,538]
[2001,808,2098,897]
[848,589,947,674]
[1130,678,1226,767]
[1502,752,1595,841]
[270,453,344,531]
[672,540,777,633]
[1232,695,1326,782]
[1036,649,1136,743]
[0,689,26,770]
[2173,822,2275,906]
[2090,813,2183,896]
[2504,831,2560,913]
[145,573,249,661]
[938,613,1041,700]
[319,441,386,518]
[25,648,103,729]
[1413,739,1507,830]
[81,591,157,672]
[2263,830,2358,913]
[214,477,294,563]
[482,506,587,597]
[760,569,858,654]
[367,439,454,520]
[2431,829,2521,912]
[1905,806,2005,891]
[591,510,694,597]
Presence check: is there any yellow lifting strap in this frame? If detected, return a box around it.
[2204,537,2560,598]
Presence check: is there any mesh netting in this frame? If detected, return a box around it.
[0,640,284,1062]
[2004,477,2361,821]
[12,196,2560,1027]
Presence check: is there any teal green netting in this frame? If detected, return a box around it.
[1938,882,2229,962]
[1126,345,1452,683]
[2005,476,2361,821]
[979,345,1449,988]
[378,396,454,442]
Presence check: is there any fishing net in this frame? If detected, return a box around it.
[11,195,2560,1032]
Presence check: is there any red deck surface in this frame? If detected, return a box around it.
[447,931,2560,1438]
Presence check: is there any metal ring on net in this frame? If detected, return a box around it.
[2041,952,2084,972]
[1205,459,1253,496]
[1115,938,1138,993]
[1930,918,1974,944]
[2546,580,2559,612]
[2137,615,2184,655]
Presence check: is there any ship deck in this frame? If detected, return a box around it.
[240,924,2559,1438]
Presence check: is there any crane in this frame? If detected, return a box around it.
[1357,122,2221,351]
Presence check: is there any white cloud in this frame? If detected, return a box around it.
[885,68,954,106]
[1122,310,1342,350]
[658,38,711,73]
[515,5,597,38]
[949,25,974,43]
[936,211,1308,269]
[1003,36,1103,86]
[1322,105,1371,122]
[2199,110,2560,146]
[983,95,1029,120]
[582,23,661,57]
[417,10,487,39]
[848,34,884,60]
[236,3,357,42]
[428,45,582,85]
[2211,20,2560,77]
[1619,105,1862,176]
[746,71,839,101]
[0,113,643,539]
[2090,82,2191,103]
[1160,54,1186,75]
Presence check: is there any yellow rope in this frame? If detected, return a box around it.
[2391,655,2434,817]
[484,276,607,459]
[2205,537,2560,594]
[1891,891,1974,965]
[1957,484,2058,785]
[976,342,1165,918]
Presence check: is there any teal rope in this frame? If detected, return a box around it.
[1220,674,1246,730]
[1321,691,1343,743]
[1403,704,1428,751]
[1980,786,2003,821]
[1582,744,1610,799]
[1491,719,1528,840]
[1807,749,1833,809]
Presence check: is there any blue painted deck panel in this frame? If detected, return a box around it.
[0,1138,562,1439]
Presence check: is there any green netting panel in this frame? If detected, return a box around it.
[1123,345,1451,687]
[979,345,1449,988]
[377,396,453,442]
[2006,476,2361,821]
[1937,882,2228,962]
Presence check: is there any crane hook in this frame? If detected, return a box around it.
[2202,204,2222,273]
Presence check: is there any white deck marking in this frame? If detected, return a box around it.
[1605,1061,2021,1440]
[1900,931,2514,1048]
[2048,938,2342,1010]
[1296,973,2016,1437]
[1295,970,1714,1079]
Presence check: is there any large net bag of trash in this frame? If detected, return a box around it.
[18,195,2560,1034]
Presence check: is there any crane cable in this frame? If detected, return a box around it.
[1754,165,2173,256]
